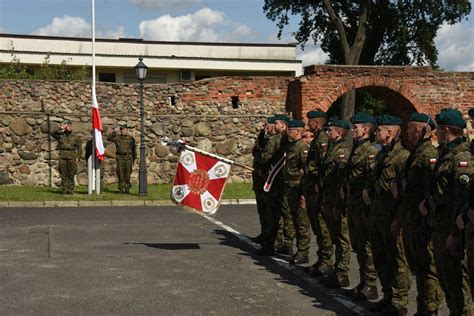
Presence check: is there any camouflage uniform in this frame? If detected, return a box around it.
[319,138,351,283]
[367,141,410,308]
[302,129,333,268]
[107,132,136,193]
[428,137,472,315]
[252,129,270,240]
[345,139,378,291]
[398,139,443,315]
[259,132,290,253]
[52,130,82,194]
[282,137,310,258]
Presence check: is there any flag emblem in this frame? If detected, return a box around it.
[429,158,437,164]
[459,161,468,167]
[171,149,231,215]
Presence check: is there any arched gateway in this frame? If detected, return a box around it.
[287,65,474,121]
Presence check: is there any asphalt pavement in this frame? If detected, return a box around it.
[0,205,447,315]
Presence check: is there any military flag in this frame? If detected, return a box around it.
[171,149,232,215]
[92,87,105,160]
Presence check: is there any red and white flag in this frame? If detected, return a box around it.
[171,149,231,215]
[92,87,105,160]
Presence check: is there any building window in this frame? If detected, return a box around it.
[99,72,116,82]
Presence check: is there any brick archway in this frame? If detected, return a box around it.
[287,65,474,121]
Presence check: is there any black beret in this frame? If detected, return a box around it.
[288,119,305,128]
[307,110,326,119]
[376,115,402,126]
[435,108,466,129]
[327,117,350,130]
[267,116,276,124]
[409,112,436,130]
[351,112,376,125]
[274,114,291,124]
[468,108,474,118]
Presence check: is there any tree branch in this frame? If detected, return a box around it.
[322,0,351,62]
[349,0,370,64]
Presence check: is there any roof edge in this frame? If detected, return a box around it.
[0,33,297,48]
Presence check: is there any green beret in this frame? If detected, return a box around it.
[267,116,276,124]
[468,108,474,118]
[119,123,129,129]
[435,108,466,129]
[409,112,436,130]
[288,119,305,128]
[307,110,326,119]
[351,112,376,125]
[63,119,72,125]
[274,114,291,124]
[327,117,350,130]
[376,115,402,126]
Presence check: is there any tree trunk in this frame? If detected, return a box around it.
[341,90,355,120]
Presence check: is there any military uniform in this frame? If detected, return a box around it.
[397,113,442,315]
[252,123,271,242]
[367,115,410,312]
[302,110,333,273]
[258,115,290,254]
[107,127,136,193]
[282,120,310,261]
[345,128,378,298]
[52,124,82,194]
[319,118,351,287]
[427,109,473,315]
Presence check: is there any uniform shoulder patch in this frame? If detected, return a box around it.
[321,143,327,147]
[368,154,375,160]
[339,154,345,158]
[459,161,469,167]
[429,158,437,164]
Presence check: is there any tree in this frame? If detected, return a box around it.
[264,0,471,118]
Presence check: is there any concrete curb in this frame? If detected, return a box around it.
[0,199,256,208]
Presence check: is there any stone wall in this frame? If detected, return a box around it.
[0,77,291,186]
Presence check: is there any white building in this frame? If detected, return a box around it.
[0,33,302,83]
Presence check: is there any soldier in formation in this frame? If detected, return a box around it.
[52,119,82,194]
[106,123,137,194]
[252,107,474,315]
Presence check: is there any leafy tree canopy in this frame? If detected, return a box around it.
[264,0,471,67]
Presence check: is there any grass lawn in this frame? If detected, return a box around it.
[0,183,255,202]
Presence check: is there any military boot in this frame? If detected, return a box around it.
[368,297,391,313]
[383,304,408,316]
[276,241,293,257]
[351,285,378,301]
[291,252,309,265]
[322,274,349,289]
[308,261,334,278]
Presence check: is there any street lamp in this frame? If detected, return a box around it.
[135,57,148,196]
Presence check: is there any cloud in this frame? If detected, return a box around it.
[32,16,91,37]
[139,8,255,42]
[435,21,474,71]
[31,15,125,39]
[128,0,202,10]
[298,45,329,66]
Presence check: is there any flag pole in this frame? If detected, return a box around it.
[161,138,253,172]
[88,0,97,195]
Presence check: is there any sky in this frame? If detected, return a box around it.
[0,0,473,71]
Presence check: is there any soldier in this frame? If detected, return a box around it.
[393,113,442,315]
[85,131,105,187]
[363,115,410,315]
[52,119,82,194]
[318,117,351,289]
[301,110,333,277]
[257,114,290,255]
[251,116,276,244]
[281,119,311,264]
[420,108,473,315]
[342,112,378,301]
[106,123,136,194]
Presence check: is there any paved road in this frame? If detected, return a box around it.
[0,205,446,315]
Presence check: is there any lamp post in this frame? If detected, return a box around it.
[135,57,148,196]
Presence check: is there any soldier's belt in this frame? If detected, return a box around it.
[116,152,132,156]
